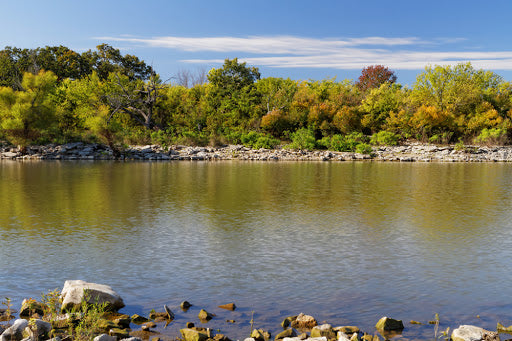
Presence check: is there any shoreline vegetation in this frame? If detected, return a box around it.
[0,281,506,341]
[1,45,512,156]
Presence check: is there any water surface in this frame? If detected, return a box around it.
[1,161,512,339]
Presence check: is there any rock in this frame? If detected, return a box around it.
[113,315,132,329]
[109,328,130,339]
[142,322,156,331]
[23,319,52,340]
[281,316,298,329]
[19,298,45,317]
[164,304,175,320]
[311,324,336,340]
[61,280,125,312]
[198,309,213,321]
[251,329,271,341]
[497,323,512,334]
[131,314,149,324]
[186,322,195,328]
[452,325,499,341]
[213,334,231,341]
[120,338,143,341]
[181,301,192,310]
[149,311,168,320]
[0,319,29,341]
[337,333,350,341]
[375,317,404,331]
[180,328,209,341]
[218,303,236,311]
[93,334,116,341]
[350,333,359,341]
[276,328,298,340]
[334,327,359,335]
[292,313,317,329]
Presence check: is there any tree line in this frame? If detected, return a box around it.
[1,44,511,152]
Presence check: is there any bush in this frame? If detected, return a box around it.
[328,132,368,152]
[355,142,373,154]
[286,128,317,150]
[370,131,400,146]
[473,127,508,145]
[240,131,280,149]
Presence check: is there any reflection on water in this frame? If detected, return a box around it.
[2,161,512,339]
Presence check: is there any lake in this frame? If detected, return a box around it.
[1,161,512,340]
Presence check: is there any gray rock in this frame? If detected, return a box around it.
[93,334,117,341]
[24,319,52,340]
[1,319,29,341]
[451,325,499,341]
[61,279,125,312]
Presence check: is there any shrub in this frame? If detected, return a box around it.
[370,130,400,146]
[355,142,373,154]
[473,127,508,145]
[286,128,317,150]
[240,131,280,149]
[328,132,368,152]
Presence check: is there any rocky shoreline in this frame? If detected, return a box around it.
[0,281,509,341]
[2,142,512,162]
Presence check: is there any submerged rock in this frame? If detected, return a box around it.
[61,280,125,312]
[375,317,404,331]
[218,303,236,311]
[198,309,213,321]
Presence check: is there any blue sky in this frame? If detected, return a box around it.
[2,0,512,85]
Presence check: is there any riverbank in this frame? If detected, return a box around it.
[2,142,512,162]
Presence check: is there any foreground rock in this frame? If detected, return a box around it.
[0,319,28,341]
[451,325,499,341]
[61,280,125,312]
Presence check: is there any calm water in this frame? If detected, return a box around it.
[2,161,512,339]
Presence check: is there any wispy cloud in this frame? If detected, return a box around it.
[95,35,512,70]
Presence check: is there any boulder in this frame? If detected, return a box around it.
[451,325,499,341]
[375,317,404,331]
[275,328,298,340]
[120,338,143,341]
[292,313,317,329]
[251,329,271,341]
[19,298,45,317]
[23,319,52,340]
[311,324,336,340]
[0,319,29,341]
[337,332,350,341]
[180,328,209,341]
[281,316,298,329]
[61,280,125,312]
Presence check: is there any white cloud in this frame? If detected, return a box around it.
[95,35,512,70]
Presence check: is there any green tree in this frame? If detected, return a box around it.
[0,70,58,148]
[205,58,262,139]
